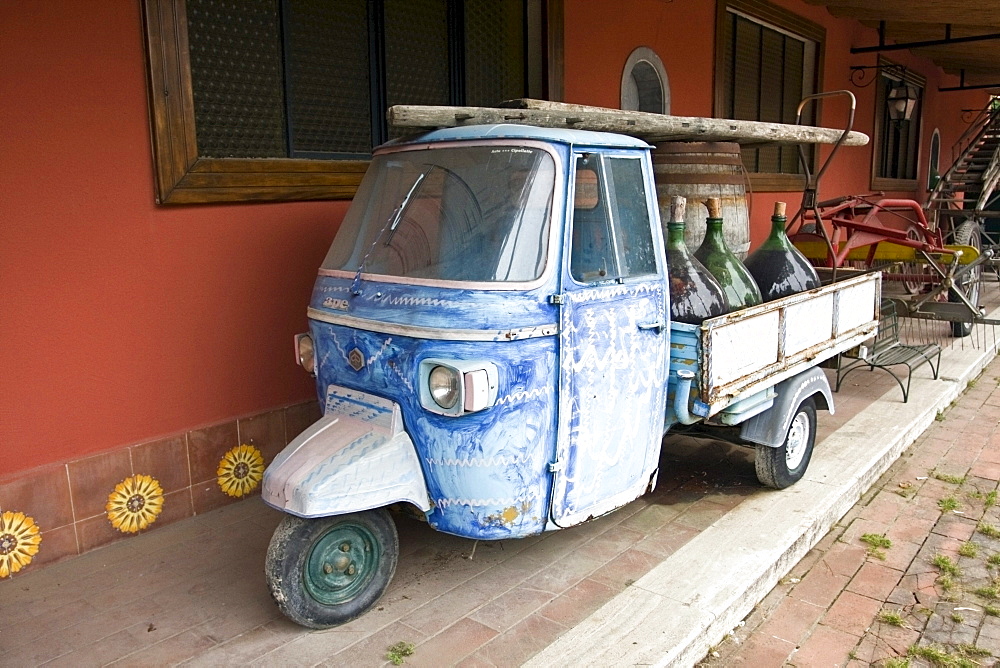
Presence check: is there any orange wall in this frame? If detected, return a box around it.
[1,2,346,474]
[563,0,991,247]
[1,1,992,478]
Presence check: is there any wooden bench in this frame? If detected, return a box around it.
[834,300,941,403]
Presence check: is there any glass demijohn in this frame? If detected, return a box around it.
[743,201,821,302]
[693,198,762,309]
[664,196,729,324]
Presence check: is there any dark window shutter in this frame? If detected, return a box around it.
[187,0,287,158]
[464,0,527,107]
[720,5,819,178]
[384,0,450,108]
[284,0,371,158]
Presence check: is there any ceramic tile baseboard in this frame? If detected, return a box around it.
[0,400,319,578]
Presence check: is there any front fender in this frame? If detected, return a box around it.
[740,367,834,447]
[262,387,431,518]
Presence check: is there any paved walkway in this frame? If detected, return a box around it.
[2,305,998,666]
[704,355,1000,667]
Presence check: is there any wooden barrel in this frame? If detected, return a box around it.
[651,142,751,259]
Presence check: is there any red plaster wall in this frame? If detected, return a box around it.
[563,0,991,248]
[1,2,344,474]
[1,1,992,478]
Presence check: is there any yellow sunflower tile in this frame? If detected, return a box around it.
[0,511,42,578]
[217,444,265,498]
[106,474,164,533]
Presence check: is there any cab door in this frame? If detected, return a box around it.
[551,151,668,524]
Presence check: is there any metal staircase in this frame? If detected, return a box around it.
[926,103,1000,242]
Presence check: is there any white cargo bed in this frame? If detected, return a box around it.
[673,272,881,417]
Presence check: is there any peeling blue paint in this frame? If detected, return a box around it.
[309,280,558,539]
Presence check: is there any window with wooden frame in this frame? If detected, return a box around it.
[714,0,824,191]
[142,0,554,204]
[871,60,924,191]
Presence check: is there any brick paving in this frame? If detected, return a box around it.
[702,356,1000,668]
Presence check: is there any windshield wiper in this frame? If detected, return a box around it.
[351,169,429,295]
[382,171,426,247]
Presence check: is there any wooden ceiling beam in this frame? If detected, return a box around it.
[805,1,1000,88]
[804,0,1000,25]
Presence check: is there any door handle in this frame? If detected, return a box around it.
[638,321,664,333]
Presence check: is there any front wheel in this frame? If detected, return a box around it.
[265,509,398,629]
[755,397,816,489]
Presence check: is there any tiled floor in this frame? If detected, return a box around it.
[0,366,909,667]
[3,292,998,667]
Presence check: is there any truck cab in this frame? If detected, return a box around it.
[266,125,669,538]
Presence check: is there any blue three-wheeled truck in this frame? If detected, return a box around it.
[261,119,880,628]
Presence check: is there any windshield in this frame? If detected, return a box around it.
[322,144,556,283]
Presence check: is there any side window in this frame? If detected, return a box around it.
[607,157,657,277]
[927,129,941,191]
[570,156,615,282]
[570,154,657,283]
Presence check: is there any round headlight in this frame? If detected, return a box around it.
[297,334,315,374]
[428,365,460,409]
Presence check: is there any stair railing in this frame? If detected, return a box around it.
[926,102,1000,233]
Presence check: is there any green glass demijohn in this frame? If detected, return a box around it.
[743,201,821,303]
[664,196,729,325]
[693,197,762,309]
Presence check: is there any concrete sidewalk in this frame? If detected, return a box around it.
[2,311,997,667]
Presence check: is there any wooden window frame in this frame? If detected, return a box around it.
[713,0,825,193]
[870,58,924,192]
[142,0,563,205]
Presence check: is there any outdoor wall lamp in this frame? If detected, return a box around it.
[849,63,918,122]
[887,82,919,122]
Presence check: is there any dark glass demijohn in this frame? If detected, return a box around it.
[743,201,821,303]
[694,197,762,309]
[664,196,729,325]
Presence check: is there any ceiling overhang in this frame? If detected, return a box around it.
[804,0,1000,91]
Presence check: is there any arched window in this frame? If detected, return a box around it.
[928,128,941,190]
[621,47,670,115]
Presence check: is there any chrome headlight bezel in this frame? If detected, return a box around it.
[294,333,315,375]
[418,359,499,416]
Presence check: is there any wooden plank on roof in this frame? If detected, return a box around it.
[387,99,869,147]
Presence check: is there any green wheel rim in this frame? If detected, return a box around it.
[303,521,381,606]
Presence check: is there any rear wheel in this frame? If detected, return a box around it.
[755,398,816,489]
[949,220,983,338]
[265,509,398,629]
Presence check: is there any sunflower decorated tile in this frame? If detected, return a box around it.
[0,511,42,578]
[217,444,265,498]
[106,474,164,533]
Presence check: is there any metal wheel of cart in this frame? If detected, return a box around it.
[265,509,398,629]
[949,219,984,337]
[755,397,816,489]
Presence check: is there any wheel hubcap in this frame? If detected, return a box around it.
[304,522,380,605]
[785,412,810,470]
